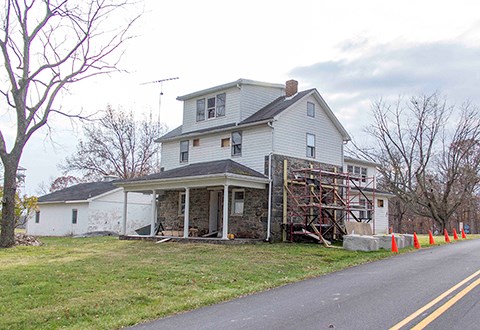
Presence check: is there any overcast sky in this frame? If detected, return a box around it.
[10,0,480,195]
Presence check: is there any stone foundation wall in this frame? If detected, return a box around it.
[266,154,341,242]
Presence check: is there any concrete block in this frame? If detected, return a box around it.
[373,235,392,250]
[343,234,379,251]
[345,222,373,235]
[402,234,414,247]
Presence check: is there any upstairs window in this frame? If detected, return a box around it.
[196,99,205,121]
[307,102,315,117]
[193,138,200,147]
[306,133,315,158]
[199,93,226,120]
[180,140,189,163]
[231,131,242,156]
[221,138,230,147]
[347,165,368,181]
[72,209,78,224]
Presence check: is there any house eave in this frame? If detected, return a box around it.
[176,79,284,101]
[116,172,269,192]
[156,119,273,143]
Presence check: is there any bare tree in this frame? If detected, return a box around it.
[357,93,480,232]
[0,0,140,247]
[62,106,165,180]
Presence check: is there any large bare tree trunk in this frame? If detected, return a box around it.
[0,155,20,247]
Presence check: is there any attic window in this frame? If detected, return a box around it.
[307,102,315,117]
[196,99,205,121]
[200,93,226,120]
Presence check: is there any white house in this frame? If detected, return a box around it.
[27,180,152,236]
[116,79,391,242]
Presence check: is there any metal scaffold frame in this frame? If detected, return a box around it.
[282,160,376,245]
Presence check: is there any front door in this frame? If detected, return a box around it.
[209,191,222,234]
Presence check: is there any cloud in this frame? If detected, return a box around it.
[291,40,480,137]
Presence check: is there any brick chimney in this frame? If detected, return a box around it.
[285,79,298,97]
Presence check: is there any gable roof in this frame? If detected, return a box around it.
[38,181,119,203]
[158,87,351,142]
[240,89,315,125]
[122,159,266,183]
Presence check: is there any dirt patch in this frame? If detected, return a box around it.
[15,233,42,246]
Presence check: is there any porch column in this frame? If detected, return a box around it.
[150,190,157,236]
[122,191,128,235]
[222,184,229,239]
[183,187,190,238]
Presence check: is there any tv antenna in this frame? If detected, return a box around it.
[140,77,179,123]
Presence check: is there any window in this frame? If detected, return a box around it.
[307,102,315,117]
[72,209,78,224]
[202,93,226,120]
[377,199,384,208]
[221,138,230,147]
[178,193,186,215]
[216,93,226,117]
[180,140,189,162]
[347,165,368,181]
[231,131,242,156]
[35,211,40,223]
[193,138,200,147]
[196,99,205,121]
[306,133,315,158]
[232,190,244,215]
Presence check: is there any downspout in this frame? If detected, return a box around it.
[266,121,275,242]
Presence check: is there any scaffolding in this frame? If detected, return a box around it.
[282,160,375,245]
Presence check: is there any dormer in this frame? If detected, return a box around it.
[177,79,284,134]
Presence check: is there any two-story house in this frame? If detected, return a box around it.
[116,79,390,242]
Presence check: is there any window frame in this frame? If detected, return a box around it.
[231,189,245,215]
[196,98,206,122]
[180,140,189,163]
[231,131,242,156]
[306,133,315,158]
[307,102,315,117]
[72,209,78,224]
[178,192,186,216]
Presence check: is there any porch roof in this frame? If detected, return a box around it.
[115,159,269,191]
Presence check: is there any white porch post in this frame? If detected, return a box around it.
[222,184,229,239]
[183,187,190,238]
[122,191,128,235]
[150,190,157,236]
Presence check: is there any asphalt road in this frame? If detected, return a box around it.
[130,239,480,330]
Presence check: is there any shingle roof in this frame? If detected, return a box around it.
[156,123,237,142]
[240,89,315,124]
[123,159,266,183]
[38,181,118,203]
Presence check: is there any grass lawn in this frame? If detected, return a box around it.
[0,235,477,330]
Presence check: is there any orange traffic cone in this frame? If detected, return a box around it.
[391,234,399,253]
[444,229,451,243]
[428,230,436,244]
[453,229,459,240]
[461,228,467,239]
[413,232,421,249]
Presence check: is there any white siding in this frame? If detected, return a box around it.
[239,84,284,120]
[161,125,272,174]
[273,94,344,166]
[88,190,152,235]
[26,202,89,236]
[182,86,241,134]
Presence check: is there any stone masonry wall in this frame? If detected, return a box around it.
[157,187,268,239]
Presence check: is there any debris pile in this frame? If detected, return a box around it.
[15,233,42,246]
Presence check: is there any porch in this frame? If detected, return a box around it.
[115,160,270,240]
